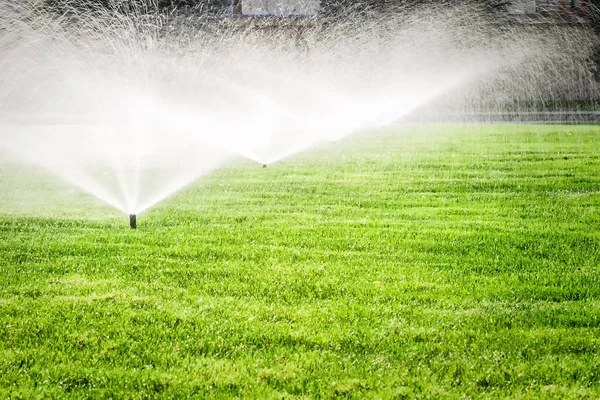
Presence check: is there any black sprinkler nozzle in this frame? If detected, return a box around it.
[263,164,267,168]
[130,214,137,229]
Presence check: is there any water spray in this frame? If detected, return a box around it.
[1,1,596,222]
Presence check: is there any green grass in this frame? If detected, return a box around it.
[1,124,599,399]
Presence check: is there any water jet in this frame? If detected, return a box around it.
[0,1,597,219]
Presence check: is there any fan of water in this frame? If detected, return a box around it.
[0,1,596,218]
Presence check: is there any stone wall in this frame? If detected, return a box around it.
[237,0,319,16]
[509,0,589,14]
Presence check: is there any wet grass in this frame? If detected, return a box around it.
[1,124,599,399]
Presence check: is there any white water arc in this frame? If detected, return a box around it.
[1,2,593,218]
[0,11,233,215]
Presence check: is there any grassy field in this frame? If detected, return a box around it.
[1,124,599,399]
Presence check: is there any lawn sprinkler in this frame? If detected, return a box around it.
[263,164,267,168]
[130,214,137,229]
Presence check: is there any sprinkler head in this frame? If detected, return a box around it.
[130,214,137,229]
[263,164,267,168]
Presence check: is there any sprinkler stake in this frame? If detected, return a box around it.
[130,214,137,229]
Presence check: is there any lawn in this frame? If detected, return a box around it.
[1,124,599,399]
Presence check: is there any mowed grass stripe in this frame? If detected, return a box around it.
[1,124,600,398]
